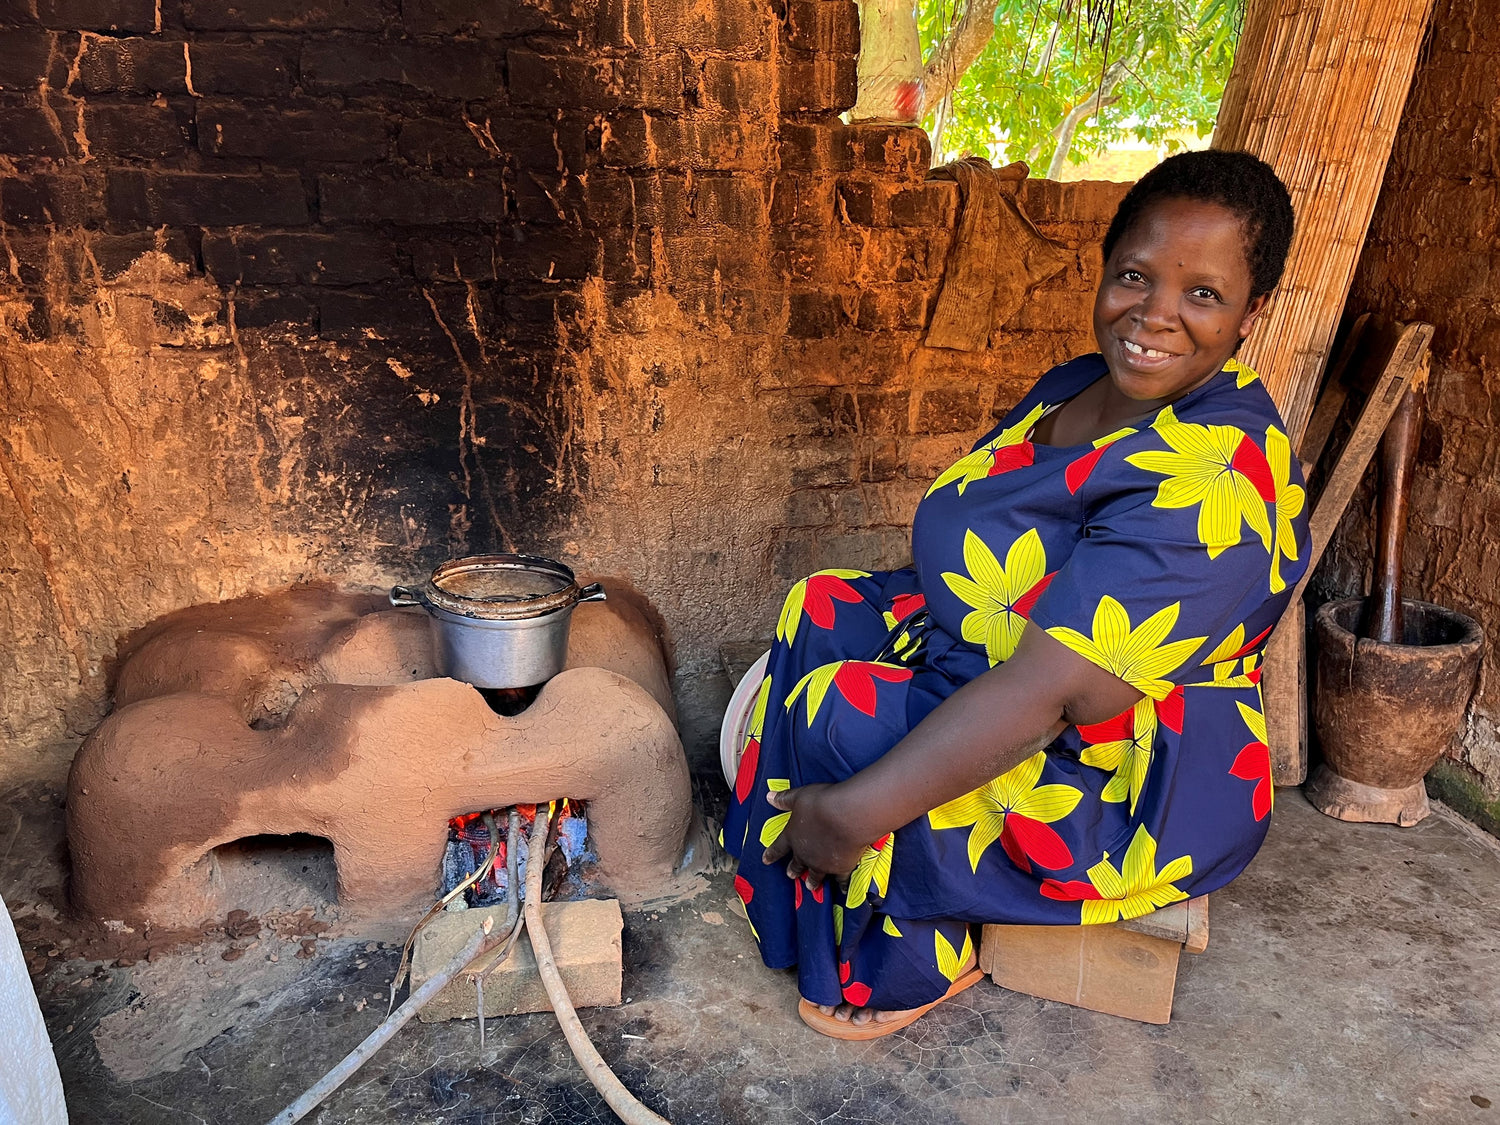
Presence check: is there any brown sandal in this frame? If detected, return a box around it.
[797,964,986,1040]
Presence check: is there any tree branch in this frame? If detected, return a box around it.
[922,0,1004,107]
[1044,58,1126,179]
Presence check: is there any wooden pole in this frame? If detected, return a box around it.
[1361,384,1426,643]
[1212,0,1437,443]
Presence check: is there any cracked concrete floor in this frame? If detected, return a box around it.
[5,781,1500,1125]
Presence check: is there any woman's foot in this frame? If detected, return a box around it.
[800,955,981,1038]
[813,1000,919,1027]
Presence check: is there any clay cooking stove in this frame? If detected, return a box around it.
[65,581,706,931]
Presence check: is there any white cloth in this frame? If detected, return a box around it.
[0,893,67,1125]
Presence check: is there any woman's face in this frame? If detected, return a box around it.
[1092,196,1270,404]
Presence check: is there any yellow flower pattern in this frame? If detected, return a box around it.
[1046,596,1206,701]
[941,528,1052,665]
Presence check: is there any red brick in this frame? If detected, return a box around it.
[835,178,880,225]
[0,100,70,158]
[408,232,501,281]
[601,225,653,285]
[231,286,318,328]
[1,172,95,225]
[514,172,584,224]
[596,0,770,50]
[30,0,155,31]
[105,171,309,226]
[788,289,846,337]
[778,121,853,172]
[318,284,452,339]
[202,230,402,285]
[88,228,196,275]
[600,111,775,172]
[845,123,930,182]
[779,57,857,114]
[784,0,858,54]
[75,38,294,97]
[769,174,836,226]
[397,119,492,168]
[303,39,500,98]
[402,0,562,36]
[887,182,957,227]
[199,102,390,163]
[855,285,930,331]
[182,0,395,30]
[581,168,637,225]
[0,29,74,90]
[85,102,188,160]
[699,58,774,114]
[916,387,986,433]
[507,50,684,111]
[319,173,507,224]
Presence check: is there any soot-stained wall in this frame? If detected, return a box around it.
[0,0,1126,780]
[1336,0,1500,812]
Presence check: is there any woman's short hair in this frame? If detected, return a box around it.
[1102,150,1295,299]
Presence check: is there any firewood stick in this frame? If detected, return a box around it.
[267,917,494,1125]
[524,804,670,1125]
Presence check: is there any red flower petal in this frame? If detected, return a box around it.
[1155,686,1185,734]
[1065,442,1113,494]
[988,442,1035,476]
[871,833,892,852]
[1252,778,1271,821]
[865,664,914,684]
[734,875,754,905]
[1077,707,1135,744]
[890,593,926,622]
[810,881,825,902]
[1232,434,1276,502]
[733,738,760,804]
[833,663,879,716]
[1011,571,1056,619]
[1229,741,1269,782]
[1041,878,1101,901]
[839,959,851,985]
[842,981,873,1007]
[1006,814,1075,871]
[803,575,864,629]
[999,821,1032,874]
[1247,666,1263,685]
[794,879,803,909]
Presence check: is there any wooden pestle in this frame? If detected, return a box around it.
[1360,385,1425,643]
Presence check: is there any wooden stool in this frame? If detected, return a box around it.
[978,896,1209,1025]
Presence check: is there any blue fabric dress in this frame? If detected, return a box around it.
[722,354,1312,1011]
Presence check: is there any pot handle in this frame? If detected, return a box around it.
[389,585,424,608]
[577,582,607,604]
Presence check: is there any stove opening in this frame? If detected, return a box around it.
[210,833,338,917]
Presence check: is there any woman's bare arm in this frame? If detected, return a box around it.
[762,622,1144,883]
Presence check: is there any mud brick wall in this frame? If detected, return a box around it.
[0,0,1126,779]
[1334,0,1500,811]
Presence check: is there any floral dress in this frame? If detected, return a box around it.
[722,354,1312,1012]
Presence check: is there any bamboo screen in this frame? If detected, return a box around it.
[1213,0,1437,443]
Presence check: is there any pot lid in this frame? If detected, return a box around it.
[423,554,583,620]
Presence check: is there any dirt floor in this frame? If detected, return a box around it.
[4,776,1500,1125]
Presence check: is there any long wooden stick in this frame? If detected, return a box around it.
[1362,385,1425,642]
[267,918,494,1125]
[524,806,670,1125]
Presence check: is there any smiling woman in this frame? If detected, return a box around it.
[721,149,1308,1039]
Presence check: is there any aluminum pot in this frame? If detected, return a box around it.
[390,554,606,689]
